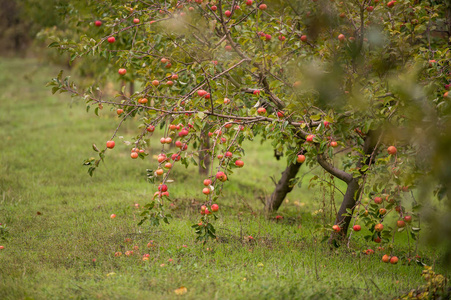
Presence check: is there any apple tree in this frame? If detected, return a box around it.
[47,0,451,249]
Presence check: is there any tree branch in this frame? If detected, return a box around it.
[316,153,353,183]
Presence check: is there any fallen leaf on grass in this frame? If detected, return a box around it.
[174,286,187,295]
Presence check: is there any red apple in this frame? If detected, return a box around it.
[390,256,398,264]
[107,36,116,43]
[366,249,374,255]
[216,171,227,182]
[203,179,212,186]
[353,225,361,231]
[379,208,387,215]
[197,90,208,97]
[366,6,374,12]
[152,80,160,86]
[202,187,210,195]
[404,215,412,223]
[116,109,124,115]
[259,3,267,10]
[382,254,390,263]
[374,197,383,204]
[257,107,266,115]
[147,125,155,132]
[297,155,306,163]
[156,169,164,176]
[211,5,217,11]
[277,111,284,118]
[397,220,406,228]
[375,223,384,232]
[235,160,244,167]
[158,184,168,192]
[278,35,286,41]
[131,152,139,159]
[133,18,140,24]
[106,140,115,149]
[265,34,272,41]
[246,0,253,5]
[332,225,341,232]
[225,45,232,51]
[387,146,397,155]
[110,214,116,219]
[300,35,308,42]
[95,20,102,27]
[118,68,127,75]
[211,204,219,212]
[338,34,346,42]
[225,10,231,17]
[306,134,314,142]
[330,141,338,147]
[164,162,172,169]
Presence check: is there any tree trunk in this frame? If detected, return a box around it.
[330,178,360,242]
[129,81,135,96]
[329,130,380,244]
[198,130,210,175]
[266,161,303,212]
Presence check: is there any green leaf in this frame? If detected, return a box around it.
[310,114,321,121]
[51,87,60,94]
[48,42,59,48]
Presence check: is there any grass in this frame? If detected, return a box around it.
[0,57,448,299]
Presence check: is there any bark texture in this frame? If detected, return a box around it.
[266,161,303,211]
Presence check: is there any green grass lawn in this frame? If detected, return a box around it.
[0,58,448,299]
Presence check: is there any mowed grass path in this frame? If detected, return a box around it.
[0,58,446,299]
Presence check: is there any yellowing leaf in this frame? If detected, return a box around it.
[174,286,188,295]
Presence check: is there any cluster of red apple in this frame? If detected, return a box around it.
[382,254,399,264]
[362,248,399,264]
[199,204,219,216]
